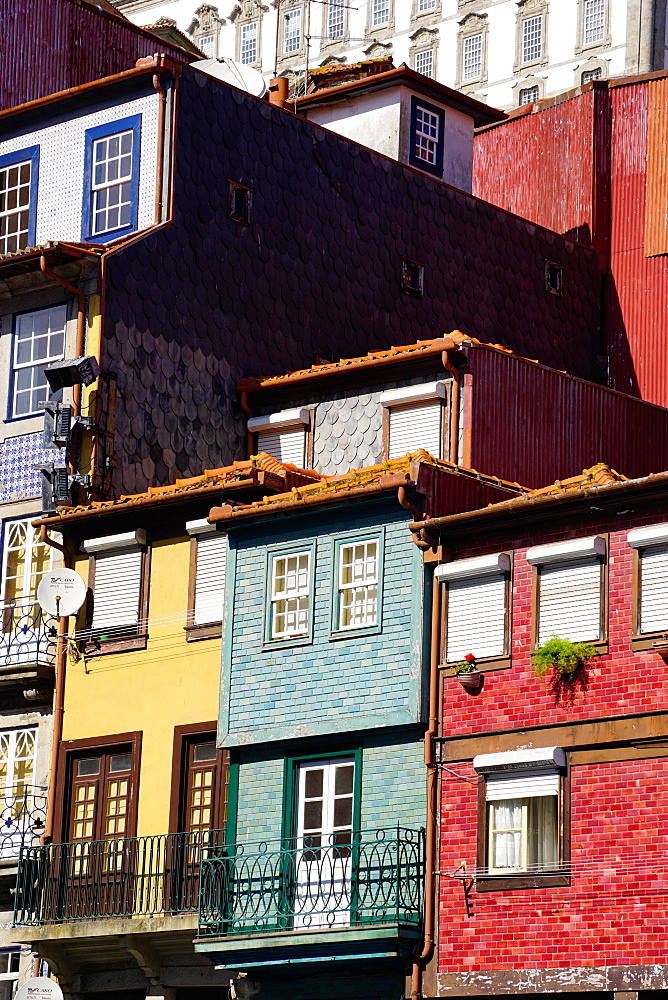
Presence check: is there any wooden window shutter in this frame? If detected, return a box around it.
[91,549,142,632]
[446,574,506,662]
[388,400,441,459]
[538,560,601,644]
[257,426,305,466]
[194,533,227,626]
[640,544,668,633]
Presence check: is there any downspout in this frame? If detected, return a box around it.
[39,526,72,847]
[152,73,166,225]
[40,256,85,417]
[411,572,441,1000]
[442,349,460,465]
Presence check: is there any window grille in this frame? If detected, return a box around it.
[338,541,378,629]
[91,130,134,236]
[271,552,310,638]
[415,49,434,78]
[522,14,542,62]
[0,159,31,256]
[240,22,258,63]
[463,33,482,81]
[583,0,605,44]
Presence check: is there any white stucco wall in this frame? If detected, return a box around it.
[304,90,402,161]
[0,92,158,246]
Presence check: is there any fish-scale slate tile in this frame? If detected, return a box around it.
[104,67,602,496]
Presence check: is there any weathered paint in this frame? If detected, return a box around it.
[0,0,193,111]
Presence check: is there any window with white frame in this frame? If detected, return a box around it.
[83,530,146,641]
[462,33,482,80]
[337,540,378,630]
[583,0,605,44]
[414,104,440,165]
[522,14,542,63]
[0,158,32,256]
[527,536,606,646]
[1,518,53,607]
[0,727,38,860]
[270,550,311,639]
[475,747,565,876]
[186,521,228,629]
[415,48,434,78]
[436,553,510,663]
[0,950,21,1000]
[199,32,217,58]
[11,304,67,418]
[240,21,258,64]
[327,1,344,38]
[581,67,601,84]
[418,0,437,9]
[380,381,447,459]
[519,84,540,105]
[248,408,310,467]
[284,8,302,52]
[91,129,134,236]
[628,523,668,635]
[371,0,390,27]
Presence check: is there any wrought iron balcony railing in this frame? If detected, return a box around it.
[0,600,58,671]
[198,827,425,937]
[13,829,226,925]
[0,785,47,861]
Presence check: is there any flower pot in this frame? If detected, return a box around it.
[456,670,483,691]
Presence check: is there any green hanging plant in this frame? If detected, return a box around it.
[531,635,597,678]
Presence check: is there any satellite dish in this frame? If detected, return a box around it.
[15,979,64,1000]
[37,569,87,617]
[193,58,267,98]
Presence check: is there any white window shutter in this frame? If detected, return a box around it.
[486,771,560,801]
[258,426,305,466]
[194,533,227,626]
[91,549,142,632]
[640,545,668,633]
[388,401,442,459]
[538,560,601,644]
[446,574,506,662]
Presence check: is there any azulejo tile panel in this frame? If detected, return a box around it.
[0,432,62,503]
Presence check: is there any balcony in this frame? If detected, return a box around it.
[0,600,57,705]
[13,828,423,969]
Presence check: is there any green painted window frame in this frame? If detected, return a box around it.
[263,540,316,649]
[281,746,363,843]
[329,527,385,640]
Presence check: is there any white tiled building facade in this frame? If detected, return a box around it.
[114,0,667,108]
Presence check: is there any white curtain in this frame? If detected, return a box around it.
[491,799,522,869]
[527,796,558,868]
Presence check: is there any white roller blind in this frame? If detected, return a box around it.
[538,559,601,644]
[91,549,142,632]
[486,771,560,801]
[258,426,305,466]
[640,544,668,633]
[446,574,506,661]
[194,533,227,626]
[388,401,441,459]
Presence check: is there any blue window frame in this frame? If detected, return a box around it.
[81,115,141,243]
[330,528,385,639]
[264,541,316,648]
[8,304,67,420]
[408,97,445,178]
[0,146,39,256]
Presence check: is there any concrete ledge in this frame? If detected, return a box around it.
[10,912,198,944]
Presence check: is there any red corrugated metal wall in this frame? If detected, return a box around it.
[0,0,192,110]
[466,345,668,486]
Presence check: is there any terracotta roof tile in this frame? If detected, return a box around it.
[526,462,629,499]
[243,331,528,390]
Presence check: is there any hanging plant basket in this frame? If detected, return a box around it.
[456,670,483,691]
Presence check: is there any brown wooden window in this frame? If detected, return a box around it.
[170,723,229,836]
[82,530,150,655]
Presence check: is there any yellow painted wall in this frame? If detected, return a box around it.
[79,294,102,478]
[65,535,222,838]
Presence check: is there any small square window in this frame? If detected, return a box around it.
[519,84,540,106]
[228,181,251,224]
[545,261,563,296]
[582,67,602,84]
[401,258,423,296]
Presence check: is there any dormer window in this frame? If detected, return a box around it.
[380,381,448,459]
[247,408,310,466]
[409,97,445,177]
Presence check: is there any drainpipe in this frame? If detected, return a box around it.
[40,256,85,418]
[411,573,441,1000]
[152,73,166,225]
[39,526,72,846]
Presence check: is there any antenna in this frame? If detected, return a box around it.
[37,570,87,618]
